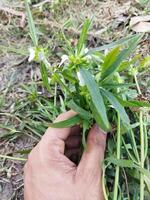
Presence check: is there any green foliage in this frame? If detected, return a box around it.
[46,28,149,198]
[24,0,38,46]
[40,63,51,92]
[49,115,82,128]
[77,19,91,55]
[101,89,130,124]
[68,100,91,120]
[101,34,143,81]
[22,2,150,199]
[79,68,110,131]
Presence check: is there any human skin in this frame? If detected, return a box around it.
[24,110,107,200]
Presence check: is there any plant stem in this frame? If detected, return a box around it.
[0,155,27,161]
[113,113,121,200]
[134,74,142,95]
[140,111,144,200]
[130,130,140,163]
[122,138,139,165]
[54,83,57,107]
[122,168,130,200]
[134,73,145,200]
[102,165,108,200]
[143,115,148,161]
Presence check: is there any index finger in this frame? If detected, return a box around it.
[40,110,78,154]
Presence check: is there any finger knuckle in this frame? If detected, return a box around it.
[88,135,106,150]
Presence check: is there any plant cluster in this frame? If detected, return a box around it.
[25,0,150,199]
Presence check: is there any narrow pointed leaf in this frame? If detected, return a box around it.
[68,100,91,120]
[77,19,91,54]
[25,0,38,46]
[116,97,150,108]
[101,34,143,81]
[86,34,143,55]
[106,157,134,168]
[79,68,110,131]
[102,83,135,89]
[102,47,120,73]
[101,90,130,124]
[40,63,51,92]
[90,101,110,132]
[49,115,82,128]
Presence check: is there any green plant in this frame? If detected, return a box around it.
[24,0,150,199]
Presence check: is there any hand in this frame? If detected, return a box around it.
[24,111,107,200]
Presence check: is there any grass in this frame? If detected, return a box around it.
[0,0,150,199]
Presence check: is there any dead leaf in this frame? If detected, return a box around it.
[130,15,150,32]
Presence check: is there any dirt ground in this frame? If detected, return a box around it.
[0,0,150,199]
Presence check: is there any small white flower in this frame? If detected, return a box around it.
[84,48,92,60]
[48,77,51,83]
[77,71,85,86]
[59,55,69,66]
[84,48,89,54]
[28,47,35,62]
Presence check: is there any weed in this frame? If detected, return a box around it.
[0,1,149,199]
[23,1,150,198]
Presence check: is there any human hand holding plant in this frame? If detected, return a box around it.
[24,1,150,198]
[24,111,107,200]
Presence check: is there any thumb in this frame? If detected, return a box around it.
[77,124,107,175]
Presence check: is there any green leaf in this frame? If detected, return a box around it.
[101,34,143,81]
[106,157,134,168]
[118,54,141,72]
[53,74,72,96]
[101,90,130,124]
[102,83,135,89]
[140,56,150,70]
[40,63,51,92]
[25,0,38,46]
[49,115,82,128]
[90,101,110,132]
[77,19,91,55]
[82,120,90,149]
[86,34,142,55]
[62,70,76,83]
[102,47,120,73]
[135,166,150,180]
[116,97,150,108]
[0,124,21,139]
[15,149,31,154]
[106,158,150,179]
[79,68,110,131]
[68,100,91,120]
